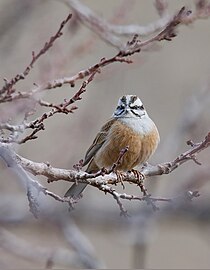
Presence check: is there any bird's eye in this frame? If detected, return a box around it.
[117,105,125,110]
[130,105,143,110]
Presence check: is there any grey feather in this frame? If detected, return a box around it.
[64,183,88,198]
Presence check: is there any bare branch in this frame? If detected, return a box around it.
[119,7,191,57]
[0,13,72,99]
[0,228,76,267]
[99,184,129,217]
[95,185,200,216]
[0,5,210,216]
[65,0,171,46]
[65,0,210,50]
[0,144,76,217]
[1,132,206,214]
[0,70,98,144]
[19,69,98,144]
[4,129,207,216]
[13,132,210,186]
[0,7,191,105]
[0,222,104,268]
[60,218,104,268]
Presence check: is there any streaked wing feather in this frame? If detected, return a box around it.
[82,118,115,166]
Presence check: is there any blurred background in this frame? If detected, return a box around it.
[0,0,210,268]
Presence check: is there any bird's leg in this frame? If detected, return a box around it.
[115,170,125,189]
[109,146,129,189]
[131,169,145,183]
[131,169,146,195]
[116,170,125,189]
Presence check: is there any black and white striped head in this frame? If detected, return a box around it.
[113,95,148,119]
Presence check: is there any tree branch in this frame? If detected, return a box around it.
[13,132,210,185]
[0,13,72,101]
[0,132,208,215]
[0,6,191,104]
[0,70,99,144]
[0,144,76,217]
[65,0,210,50]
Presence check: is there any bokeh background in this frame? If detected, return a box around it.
[0,0,210,268]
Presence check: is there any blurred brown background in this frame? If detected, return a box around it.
[0,0,210,268]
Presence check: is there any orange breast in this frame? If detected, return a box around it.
[95,120,159,171]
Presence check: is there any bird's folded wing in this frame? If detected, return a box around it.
[82,118,115,166]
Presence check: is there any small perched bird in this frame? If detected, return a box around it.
[64,94,160,198]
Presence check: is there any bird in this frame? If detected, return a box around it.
[64,94,160,198]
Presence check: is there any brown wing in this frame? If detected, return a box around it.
[82,118,115,167]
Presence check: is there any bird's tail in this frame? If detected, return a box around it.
[64,159,99,198]
[64,183,88,198]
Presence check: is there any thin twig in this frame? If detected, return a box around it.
[0,13,72,98]
[0,144,76,217]
[1,70,98,144]
[0,7,191,104]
